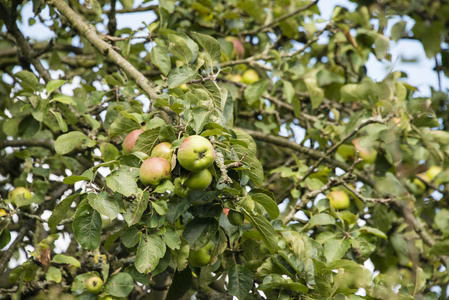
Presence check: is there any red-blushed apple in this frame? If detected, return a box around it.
[86,276,103,294]
[328,190,350,210]
[242,69,260,85]
[151,142,174,161]
[184,169,213,190]
[139,157,172,186]
[225,37,245,58]
[352,138,377,164]
[189,241,215,267]
[122,129,144,154]
[177,135,215,172]
[223,208,230,216]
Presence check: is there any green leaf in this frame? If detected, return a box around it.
[167,67,197,89]
[135,234,166,274]
[105,171,137,197]
[104,272,135,297]
[54,131,88,155]
[249,192,279,220]
[73,202,102,250]
[391,20,406,42]
[242,210,278,254]
[133,128,161,155]
[168,34,194,64]
[190,106,210,134]
[100,143,120,162]
[51,94,77,106]
[244,80,268,105]
[48,193,80,228]
[359,226,388,239]
[151,45,171,76]
[51,254,81,267]
[122,227,142,248]
[304,77,324,109]
[308,213,336,227]
[182,217,219,250]
[124,191,149,226]
[430,240,449,256]
[14,70,40,91]
[45,266,62,283]
[283,80,295,104]
[228,265,254,300]
[88,191,119,220]
[324,238,350,262]
[191,32,222,62]
[161,227,181,250]
[187,191,220,205]
[46,79,66,95]
[374,34,389,60]
[166,269,192,300]
[49,110,68,132]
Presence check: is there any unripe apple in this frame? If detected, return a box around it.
[151,142,174,161]
[228,209,244,226]
[123,129,144,154]
[242,69,260,85]
[86,276,103,294]
[139,157,172,186]
[177,135,215,172]
[9,187,32,205]
[189,241,215,267]
[352,138,377,164]
[174,178,189,199]
[184,169,213,191]
[225,37,245,58]
[225,73,243,83]
[179,84,189,91]
[328,190,350,210]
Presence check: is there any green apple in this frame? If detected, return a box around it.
[179,83,189,91]
[328,190,350,210]
[228,209,244,226]
[225,37,245,58]
[9,187,32,205]
[225,73,243,83]
[189,241,215,267]
[174,177,189,199]
[123,129,144,154]
[86,276,103,294]
[139,157,172,186]
[184,169,213,191]
[352,138,377,164]
[177,135,215,172]
[242,69,259,84]
[151,142,174,161]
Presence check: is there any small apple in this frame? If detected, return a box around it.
[86,276,103,294]
[426,166,442,182]
[225,37,245,58]
[184,169,213,191]
[242,69,260,85]
[228,209,244,226]
[189,241,215,267]
[151,142,174,161]
[174,177,189,199]
[328,190,350,210]
[179,83,189,91]
[225,73,243,83]
[139,157,172,186]
[9,187,32,205]
[352,138,377,164]
[177,135,215,172]
[123,129,144,154]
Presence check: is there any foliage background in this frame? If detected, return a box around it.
[1,0,449,299]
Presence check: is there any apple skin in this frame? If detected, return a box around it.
[151,142,174,161]
[139,157,172,186]
[184,169,213,191]
[177,135,215,172]
[86,276,103,294]
[352,138,377,164]
[179,83,189,91]
[228,210,244,226]
[225,37,245,58]
[123,129,144,154]
[9,187,32,204]
[223,208,230,216]
[242,69,260,85]
[189,241,215,267]
[226,73,243,83]
[328,190,350,210]
[174,178,189,199]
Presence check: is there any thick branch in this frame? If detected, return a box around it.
[48,0,158,100]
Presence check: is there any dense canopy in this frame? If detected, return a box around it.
[1,0,449,299]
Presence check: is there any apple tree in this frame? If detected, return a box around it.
[1,0,449,299]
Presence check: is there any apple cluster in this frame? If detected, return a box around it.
[122,131,216,193]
